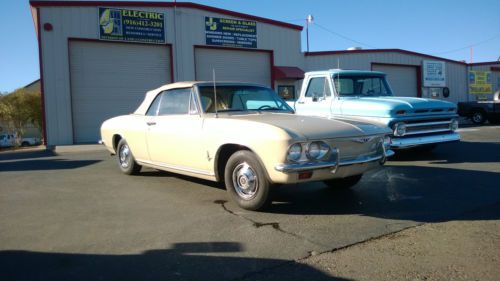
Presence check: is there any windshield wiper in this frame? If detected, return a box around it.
[216,109,245,112]
[257,107,282,111]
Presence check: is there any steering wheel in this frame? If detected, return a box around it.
[258,105,273,110]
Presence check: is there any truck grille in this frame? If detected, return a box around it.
[404,119,452,136]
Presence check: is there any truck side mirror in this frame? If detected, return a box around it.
[312,93,318,102]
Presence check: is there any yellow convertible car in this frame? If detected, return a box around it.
[101,82,393,210]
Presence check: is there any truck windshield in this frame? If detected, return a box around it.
[332,75,392,97]
[198,85,294,113]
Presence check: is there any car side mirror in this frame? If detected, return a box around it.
[312,93,318,102]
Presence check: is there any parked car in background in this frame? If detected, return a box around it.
[458,90,500,125]
[288,69,460,151]
[101,82,394,210]
[0,133,41,148]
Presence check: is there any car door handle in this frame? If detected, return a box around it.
[146,122,156,126]
[297,101,305,104]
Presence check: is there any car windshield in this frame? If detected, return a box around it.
[332,75,393,97]
[198,85,294,113]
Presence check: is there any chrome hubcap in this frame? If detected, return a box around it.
[232,162,258,200]
[119,144,131,168]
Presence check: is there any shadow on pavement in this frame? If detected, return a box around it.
[0,158,101,171]
[266,164,500,222]
[0,242,345,281]
[0,149,55,161]
[389,140,500,163]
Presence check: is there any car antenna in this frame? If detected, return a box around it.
[337,58,341,96]
[212,68,218,118]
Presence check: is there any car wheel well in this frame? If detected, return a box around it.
[112,134,122,153]
[215,144,250,182]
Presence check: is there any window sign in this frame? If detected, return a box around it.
[205,17,257,48]
[99,7,165,44]
[423,61,446,87]
[277,86,295,100]
[469,71,492,94]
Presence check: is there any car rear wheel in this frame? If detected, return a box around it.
[117,139,141,175]
[323,174,363,189]
[471,111,486,125]
[224,150,271,211]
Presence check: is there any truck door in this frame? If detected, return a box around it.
[295,76,335,117]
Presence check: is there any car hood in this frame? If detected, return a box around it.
[220,112,389,140]
[340,96,457,117]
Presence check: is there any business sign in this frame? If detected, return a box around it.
[469,71,492,94]
[205,17,257,48]
[423,61,446,87]
[98,8,165,44]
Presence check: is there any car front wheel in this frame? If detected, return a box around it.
[323,174,363,189]
[117,139,141,175]
[224,150,271,211]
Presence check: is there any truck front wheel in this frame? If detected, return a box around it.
[471,110,486,125]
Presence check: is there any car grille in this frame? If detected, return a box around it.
[327,136,384,162]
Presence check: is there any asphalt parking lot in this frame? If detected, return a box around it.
[1,125,499,281]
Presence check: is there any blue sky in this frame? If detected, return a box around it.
[1,0,499,93]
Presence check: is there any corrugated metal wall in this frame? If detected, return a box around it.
[39,5,303,145]
[304,52,468,104]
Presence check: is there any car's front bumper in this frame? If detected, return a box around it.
[272,148,394,184]
[391,132,460,149]
[275,150,394,173]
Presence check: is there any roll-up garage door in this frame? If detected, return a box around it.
[195,48,271,86]
[372,64,418,97]
[69,41,171,143]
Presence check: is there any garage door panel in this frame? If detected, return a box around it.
[372,64,418,97]
[195,48,271,86]
[69,41,170,143]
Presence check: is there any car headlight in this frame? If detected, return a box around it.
[287,143,302,162]
[393,122,406,137]
[306,141,330,160]
[450,119,459,131]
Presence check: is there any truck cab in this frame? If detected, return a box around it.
[289,69,460,149]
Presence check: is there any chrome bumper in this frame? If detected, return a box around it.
[275,149,394,173]
[391,132,460,149]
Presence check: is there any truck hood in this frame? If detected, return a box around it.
[340,96,457,118]
[222,112,389,140]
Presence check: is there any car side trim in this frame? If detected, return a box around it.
[137,160,215,176]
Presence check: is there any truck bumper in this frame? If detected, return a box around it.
[391,132,460,149]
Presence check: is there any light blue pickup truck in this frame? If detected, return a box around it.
[288,69,460,150]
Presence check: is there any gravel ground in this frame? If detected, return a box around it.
[300,203,500,281]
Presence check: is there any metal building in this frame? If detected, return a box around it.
[30,1,304,145]
[30,1,500,146]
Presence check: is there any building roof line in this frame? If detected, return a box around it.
[305,49,468,65]
[28,1,303,31]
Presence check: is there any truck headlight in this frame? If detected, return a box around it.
[306,141,330,160]
[287,143,302,162]
[450,119,459,131]
[393,122,406,137]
